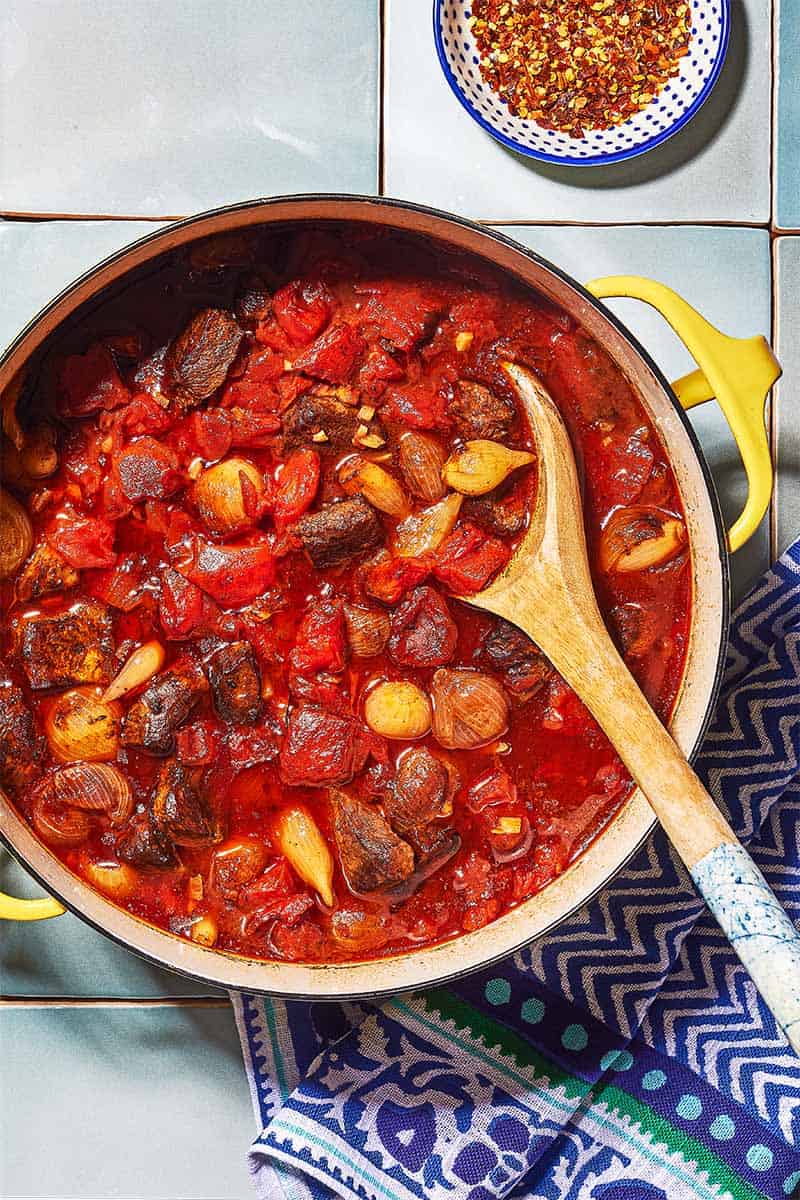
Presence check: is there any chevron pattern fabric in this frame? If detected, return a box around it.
[233,543,800,1200]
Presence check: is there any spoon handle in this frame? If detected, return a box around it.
[534,617,800,1054]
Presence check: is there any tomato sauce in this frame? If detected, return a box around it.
[0,224,691,963]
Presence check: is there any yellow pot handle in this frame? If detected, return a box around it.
[585,276,780,553]
[0,890,65,920]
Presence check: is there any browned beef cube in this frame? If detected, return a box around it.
[282,392,361,452]
[279,705,373,788]
[293,497,383,570]
[151,759,217,847]
[14,599,114,689]
[449,381,515,441]
[235,274,273,326]
[385,747,455,836]
[332,790,414,893]
[117,815,176,868]
[483,618,552,701]
[16,542,79,602]
[121,662,205,756]
[0,666,44,796]
[207,641,261,724]
[463,493,526,539]
[163,308,243,411]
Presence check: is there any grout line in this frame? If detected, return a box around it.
[378,0,387,196]
[485,218,770,229]
[770,236,780,560]
[0,996,231,1008]
[0,211,180,223]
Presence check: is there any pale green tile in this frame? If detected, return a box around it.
[0,1006,252,1198]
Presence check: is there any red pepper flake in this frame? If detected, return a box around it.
[470,0,692,139]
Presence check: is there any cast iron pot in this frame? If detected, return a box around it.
[0,196,779,997]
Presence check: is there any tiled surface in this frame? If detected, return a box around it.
[1,3,799,1198]
[0,0,379,216]
[386,0,771,223]
[776,0,800,229]
[0,220,165,348]
[0,1006,252,1199]
[774,238,800,554]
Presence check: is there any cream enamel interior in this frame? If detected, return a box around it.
[0,197,727,997]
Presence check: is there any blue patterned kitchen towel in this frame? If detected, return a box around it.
[232,543,800,1200]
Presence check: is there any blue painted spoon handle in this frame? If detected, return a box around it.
[691,842,800,1054]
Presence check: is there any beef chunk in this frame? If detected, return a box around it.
[388,586,458,668]
[449,381,515,441]
[16,542,79,602]
[151,759,217,847]
[117,815,176,868]
[293,497,383,570]
[385,747,455,836]
[0,666,44,796]
[280,705,373,788]
[235,274,273,326]
[121,662,205,756]
[14,599,114,689]
[163,308,243,411]
[483,618,552,702]
[332,790,414,893]
[282,392,361,452]
[207,641,262,724]
[463,493,526,539]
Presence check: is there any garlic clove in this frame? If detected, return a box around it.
[273,805,334,907]
[394,493,462,558]
[442,440,535,497]
[364,679,432,740]
[80,858,138,901]
[599,506,687,574]
[103,640,165,702]
[339,456,410,518]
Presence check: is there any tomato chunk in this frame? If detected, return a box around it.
[159,565,218,638]
[57,343,130,418]
[47,509,117,569]
[434,523,510,593]
[289,600,346,675]
[363,554,432,605]
[273,449,320,530]
[291,323,365,383]
[273,279,332,345]
[174,535,275,608]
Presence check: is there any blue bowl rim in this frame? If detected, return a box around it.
[432,0,732,167]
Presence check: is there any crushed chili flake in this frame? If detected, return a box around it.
[470,0,692,139]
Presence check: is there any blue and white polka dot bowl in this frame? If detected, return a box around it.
[433,0,731,166]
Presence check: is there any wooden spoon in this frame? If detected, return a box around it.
[467,362,800,1055]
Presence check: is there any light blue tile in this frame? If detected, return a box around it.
[491,225,772,599]
[0,1005,253,1198]
[774,238,800,553]
[0,0,378,216]
[0,850,223,998]
[0,219,166,352]
[387,0,771,223]
[776,0,800,229]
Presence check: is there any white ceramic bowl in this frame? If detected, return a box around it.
[433,0,731,166]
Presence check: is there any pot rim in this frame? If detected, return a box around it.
[0,194,730,998]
